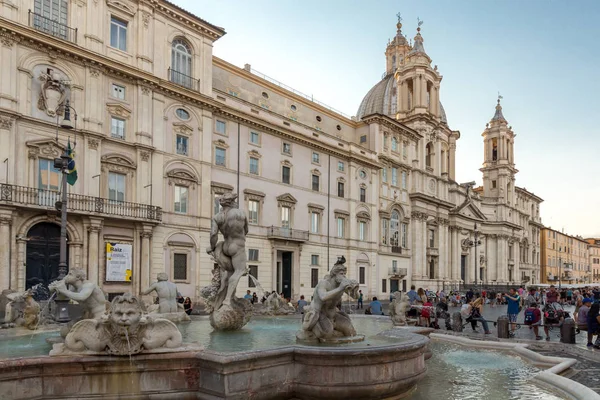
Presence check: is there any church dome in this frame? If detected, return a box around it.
[356,74,448,124]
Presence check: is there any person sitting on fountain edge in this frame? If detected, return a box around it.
[244,290,252,300]
[370,297,383,315]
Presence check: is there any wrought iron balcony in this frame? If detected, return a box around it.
[168,68,199,91]
[388,266,408,277]
[267,226,308,242]
[0,184,161,222]
[29,10,77,43]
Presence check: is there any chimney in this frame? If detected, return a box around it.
[243,63,251,72]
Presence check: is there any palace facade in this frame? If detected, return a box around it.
[0,1,543,301]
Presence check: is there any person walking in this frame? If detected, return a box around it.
[505,288,521,337]
[297,295,308,314]
[357,290,364,309]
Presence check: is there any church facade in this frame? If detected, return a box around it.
[0,1,542,302]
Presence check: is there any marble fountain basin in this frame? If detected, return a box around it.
[0,315,428,400]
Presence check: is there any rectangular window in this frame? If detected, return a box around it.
[359,221,366,241]
[112,84,125,100]
[381,219,389,244]
[312,152,320,163]
[282,166,291,184]
[338,161,344,172]
[401,223,408,248]
[110,16,127,51]
[392,260,398,271]
[337,217,345,238]
[248,249,259,261]
[382,279,387,293]
[248,265,258,287]
[111,117,125,139]
[173,253,187,280]
[38,158,60,191]
[403,143,407,159]
[359,266,365,285]
[250,131,260,144]
[401,171,407,189]
[248,200,259,224]
[312,174,319,191]
[392,168,398,186]
[311,254,319,265]
[360,135,367,144]
[382,167,387,182]
[215,147,226,166]
[428,229,435,248]
[108,172,126,201]
[492,180,497,189]
[282,142,291,154]
[311,268,319,288]
[176,135,188,156]
[311,212,319,233]
[215,120,226,134]
[360,187,366,203]
[281,206,291,229]
[174,185,188,213]
[337,182,344,197]
[249,157,259,175]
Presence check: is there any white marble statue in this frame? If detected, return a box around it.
[142,273,190,322]
[389,291,409,326]
[48,269,108,319]
[296,257,362,343]
[49,293,194,356]
[201,192,252,330]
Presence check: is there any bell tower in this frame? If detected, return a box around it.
[394,19,442,121]
[385,13,411,75]
[480,96,518,204]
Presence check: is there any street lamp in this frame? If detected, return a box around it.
[53,100,77,281]
[558,246,562,290]
[465,223,482,287]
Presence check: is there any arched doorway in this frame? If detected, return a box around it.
[26,222,68,289]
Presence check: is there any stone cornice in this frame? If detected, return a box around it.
[0,17,222,113]
[360,113,421,142]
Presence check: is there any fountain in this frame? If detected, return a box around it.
[141,273,191,322]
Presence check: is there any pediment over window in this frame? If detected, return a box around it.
[311,168,321,176]
[101,153,136,169]
[211,181,233,194]
[276,193,297,205]
[307,203,325,211]
[244,188,265,202]
[281,159,293,167]
[248,149,261,158]
[166,168,198,188]
[213,139,229,149]
[173,122,193,136]
[334,209,350,217]
[451,198,487,221]
[356,211,371,220]
[107,0,136,16]
[106,103,132,119]
[26,139,66,159]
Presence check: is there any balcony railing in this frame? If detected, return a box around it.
[388,266,408,277]
[29,10,77,43]
[168,68,199,91]
[267,226,309,242]
[391,246,402,254]
[0,184,161,222]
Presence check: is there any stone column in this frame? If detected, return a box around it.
[16,238,26,291]
[271,245,277,292]
[87,222,102,286]
[449,143,456,181]
[439,222,448,279]
[421,216,428,278]
[398,80,405,113]
[0,214,11,289]
[411,213,422,280]
[140,230,152,296]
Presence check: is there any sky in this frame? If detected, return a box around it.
[174,0,600,238]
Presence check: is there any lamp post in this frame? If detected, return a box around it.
[53,100,77,281]
[466,223,482,287]
[558,246,562,290]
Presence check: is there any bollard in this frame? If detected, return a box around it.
[497,315,509,339]
[560,318,576,344]
[451,311,463,332]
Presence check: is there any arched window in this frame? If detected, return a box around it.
[425,142,434,168]
[390,210,400,247]
[392,55,396,70]
[171,39,192,86]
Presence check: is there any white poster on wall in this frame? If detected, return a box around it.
[106,242,132,282]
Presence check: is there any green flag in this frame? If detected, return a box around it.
[66,139,77,186]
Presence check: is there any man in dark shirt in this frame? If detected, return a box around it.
[546,285,559,304]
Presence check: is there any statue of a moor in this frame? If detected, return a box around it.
[296,256,362,343]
